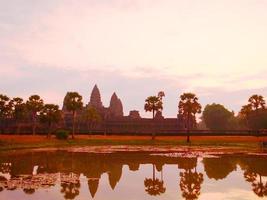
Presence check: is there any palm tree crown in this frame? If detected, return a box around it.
[144,96,163,119]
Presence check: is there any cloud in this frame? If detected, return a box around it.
[5,0,267,75]
[1,0,267,117]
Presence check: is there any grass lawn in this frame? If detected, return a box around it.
[0,134,266,151]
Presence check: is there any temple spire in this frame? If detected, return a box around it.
[109,92,123,117]
[88,84,103,108]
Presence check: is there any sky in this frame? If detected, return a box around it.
[0,0,267,118]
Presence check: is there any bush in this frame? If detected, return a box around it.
[55,129,69,140]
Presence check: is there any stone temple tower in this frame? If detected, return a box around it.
[109,92,123,117]
[88,84,103,109]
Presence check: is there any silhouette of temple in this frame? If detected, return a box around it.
[63,84,181,134]
[87,84,124,119]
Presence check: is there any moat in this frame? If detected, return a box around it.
[0,149,267,200]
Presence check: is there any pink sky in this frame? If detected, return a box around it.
[0,0,267,117]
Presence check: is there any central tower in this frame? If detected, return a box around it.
[88,84,103,108]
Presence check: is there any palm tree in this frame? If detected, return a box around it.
[144,96,163,119]
[9,97,26,134]
[144,93,164,139]
[248,95,266,111]
[64,92,83,139]
[26,95,44,135]
[40,104,62,138]
[178,93,201,143]
[81,106,101,133]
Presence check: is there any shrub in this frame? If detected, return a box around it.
[55,129,69,140]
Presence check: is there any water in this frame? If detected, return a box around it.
[0,149,266,200]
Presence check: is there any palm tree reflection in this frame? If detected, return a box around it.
[144,164,166,196]
[244,171,267,197]
[60,173,80,200]
[241,156,267,198]
[179,158,203,200]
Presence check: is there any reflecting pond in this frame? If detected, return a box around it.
[0,149,267,200]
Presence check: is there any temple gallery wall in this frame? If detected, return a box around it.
[62,85,183,134]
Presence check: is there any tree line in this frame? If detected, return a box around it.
[145,92,267,141]
[1,91,266,138]
[0,92,101,138]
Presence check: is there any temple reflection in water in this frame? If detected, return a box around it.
[0,151,267,200]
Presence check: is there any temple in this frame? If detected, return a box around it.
[63,84,182,134]
[86,85,124,119]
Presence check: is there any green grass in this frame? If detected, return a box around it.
[0,138,261,151]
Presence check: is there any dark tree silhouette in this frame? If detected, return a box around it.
[239,104,253,127]
[202,103,235,130]
[248,95,266,111]
[80,106,101,133]
[144,93,164,119]
[63,92,83,139]
[178,93,201,142]
[144,92,164,139]
[0,94,11,133]
[26,95,44,135]
[9,97,27,134]
[40,104,62,138]
[239,94,267,129]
